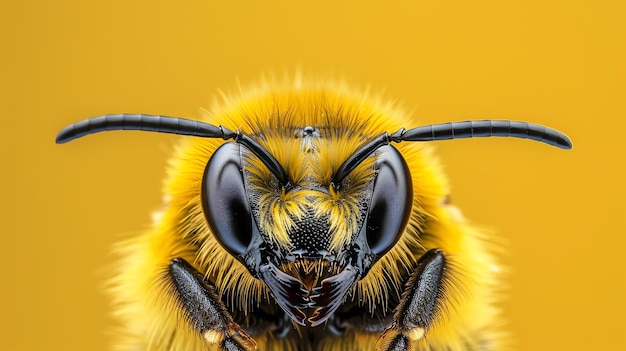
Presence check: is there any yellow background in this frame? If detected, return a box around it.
[1,1,624,350]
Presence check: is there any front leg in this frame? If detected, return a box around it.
[168,258,256,351]
[376,249,447,351]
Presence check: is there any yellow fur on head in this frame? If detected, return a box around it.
[108,76,505,350]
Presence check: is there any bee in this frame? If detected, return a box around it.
[57,79,571,351]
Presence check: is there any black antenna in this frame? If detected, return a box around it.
[331,133,390,189]
[56,114,290,187]
[398,120,572,147]
[55,114,233,143]
[331,120,572,188]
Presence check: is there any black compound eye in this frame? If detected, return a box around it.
[202,143,252,257]
[366,145,413,256]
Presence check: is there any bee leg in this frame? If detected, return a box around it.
[168,258,256,351]
[375,249,446,351]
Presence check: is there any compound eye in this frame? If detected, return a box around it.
[202,143,252,257]
[366,146,413,256]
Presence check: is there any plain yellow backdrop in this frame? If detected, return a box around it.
[1,1,624,350]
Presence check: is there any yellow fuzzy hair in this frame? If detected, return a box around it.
[107,77,505,351]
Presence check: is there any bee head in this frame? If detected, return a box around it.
[57,113,571,327]
[201,128,413,326]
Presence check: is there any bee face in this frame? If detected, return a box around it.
[56,80,571,350]
[202,123,414,326]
